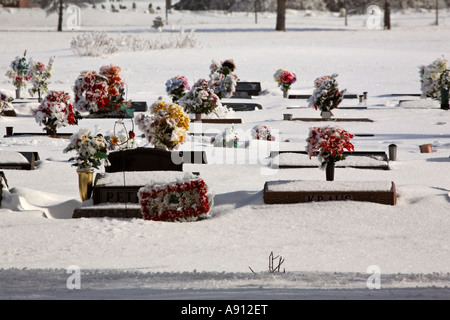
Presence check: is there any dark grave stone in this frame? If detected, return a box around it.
[73,204,142,219]
[270,151,389,170]
[288,94,358,99]
[233,82,261,98]
[264,180,397,206]
[1,109,17,117]
[106,147,183,173]
[223,102,262,111]
[191,118,242,124]
[4,130,72,139]
[292,117,374,122]
[131,101,148,112]
[0,151,39,170]
[84,110,133,119]
[0,171,8,206]
[91,171,196,205]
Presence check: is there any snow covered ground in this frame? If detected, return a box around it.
[0,1,449,300]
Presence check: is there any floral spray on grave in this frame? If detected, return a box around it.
[308,74,346,119]
[306,125,355,181]
[5,50,31,99]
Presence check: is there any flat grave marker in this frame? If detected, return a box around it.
[264,180,397,206]
[0,151,40,170]
[270,151,389,170]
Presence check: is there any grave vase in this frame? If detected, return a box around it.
[325,161,335,181]
[45,125,57,137]
[441,87,449,110]
[283,89,289,98]
[195,113,202,121]
[77,169,94,202]
[320,110,333,120]
[15,88,22,99]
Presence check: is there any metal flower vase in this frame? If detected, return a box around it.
[441,87,449,110]
[325,161,335,181]
[77,169,94,202]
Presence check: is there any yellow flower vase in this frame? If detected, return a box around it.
[77,169,94,202]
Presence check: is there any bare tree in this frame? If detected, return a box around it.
[276,0,286,31]
[384,0,391,30]
[40,0,91,32]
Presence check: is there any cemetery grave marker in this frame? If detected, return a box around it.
[0,151,40,170]
[222,102,262,111]
[263,180,397,206]
[270,151,389,170]
[232,82,261,99]
[191,118,242,124]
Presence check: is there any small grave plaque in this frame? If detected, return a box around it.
[264,180,397,205]
[131,101,148,112]
[292,117,374,122]
[235,82,261,96]
[288,94,358,99]
[191,118,242,124]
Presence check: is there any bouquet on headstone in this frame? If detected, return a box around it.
[99,64,132,112]
[251,124,276,141]
[209,59,238,99]
[306,125,354,169]
[33,90,81,134]
[419,57,450,99]
[138,176,213,222]
[179,79,221,115]
[63,128,109,171]
[135,99,190,150]
[73,70,110,112]
[166,75,190,103]
[308,74,346,115]
[27,56,55,101]
[5,51,31,91]
[274,68,297,95]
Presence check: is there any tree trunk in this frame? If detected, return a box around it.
[384,0,391,30]
[276,0,286,31]
[57,0,63,32]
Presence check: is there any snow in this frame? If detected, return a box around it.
[266,180,394,192]
[0,2,450,300]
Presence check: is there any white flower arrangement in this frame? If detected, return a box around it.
[27,56,55,100]
[419,57,450,99]
[208,59,238,99]
[212,127,239,148]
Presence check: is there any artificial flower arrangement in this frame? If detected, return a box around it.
[419,57,450,99]
[166,75,190,103]
[5,51,31,97]
[251,124,276,141]
[209,59,238,99]
[27,56,55,102]
[63,128,109,171]
[178,78,221,115]
[274,68,297,97]
[135,99,190,150]
[308,74,346,117]
[212,127,239,148]
[306,125,354,170]
[33,90,81,136]
[73,64,132,115]
[138,175,213,222]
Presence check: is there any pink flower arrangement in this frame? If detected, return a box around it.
[73,70,110,112]
[33,90,80,133]
[274,68,297,93]
[138,179,211,221]
[306,125,354,168]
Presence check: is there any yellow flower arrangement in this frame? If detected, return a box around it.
[151,100,190,131]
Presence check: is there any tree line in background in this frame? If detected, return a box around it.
[38,0,449,32]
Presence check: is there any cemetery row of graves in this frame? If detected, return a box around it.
[0,51,449,221]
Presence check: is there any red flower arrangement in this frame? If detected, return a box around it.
[138,179,210,221]
[73,70,110,112]
[306,125,354,168]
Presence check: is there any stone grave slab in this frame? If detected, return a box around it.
[191,118,242,124]
[92,171,198,205]
[270,151,389,170]
[223,102,262,111]
[0,151,39,170]
[4,131,72,139]
[264,180,397,205]
[73,203,142,219]
[292,117,374,122]
[288,94,358,99]
[0,171,8,206]
[106,147,184,173]
[131,101,148,112]
[232,82,261,98]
